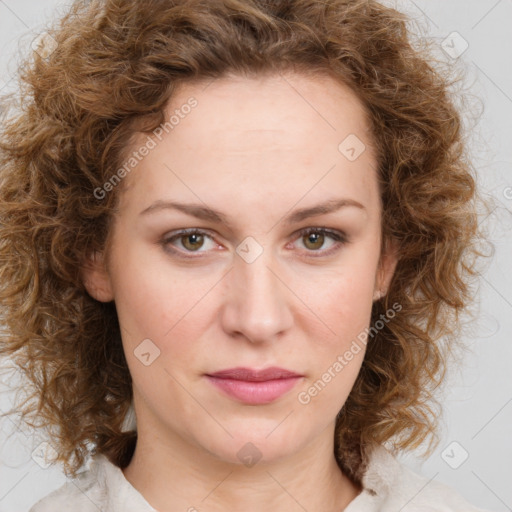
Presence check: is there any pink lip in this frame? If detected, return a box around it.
[205,367,303,405]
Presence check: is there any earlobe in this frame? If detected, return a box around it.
[81,251,114,302]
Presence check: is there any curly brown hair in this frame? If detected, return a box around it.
[0,0,492,481]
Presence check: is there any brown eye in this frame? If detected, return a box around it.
[160,229,217,258]
[302,231,325,251]
[294,227,348,257]
[181,233,205,251]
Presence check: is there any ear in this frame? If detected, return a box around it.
[81,250,114,302]
[373,237,400,301]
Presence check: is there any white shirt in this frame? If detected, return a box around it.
[29,445,487,511]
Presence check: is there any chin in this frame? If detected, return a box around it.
[191,421,309,468]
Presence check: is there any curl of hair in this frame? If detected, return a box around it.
[0,0,493,480]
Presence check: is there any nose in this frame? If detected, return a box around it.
[220,249,294,344]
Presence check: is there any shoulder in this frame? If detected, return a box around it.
[28,456,106,512]
[347,445,489,512]
[29,454,155,512]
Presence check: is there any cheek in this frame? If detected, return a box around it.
[110,246,218,378]
[110,238,202,336]
[295,262,376,338]
[293,274,372,412]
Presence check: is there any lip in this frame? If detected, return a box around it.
[205,366,303,405]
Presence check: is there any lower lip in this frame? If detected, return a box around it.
[205,376,302,405]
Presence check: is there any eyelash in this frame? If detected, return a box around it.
[159,227,349,260]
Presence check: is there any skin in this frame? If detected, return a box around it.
[82,71,399,512]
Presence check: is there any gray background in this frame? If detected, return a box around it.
[0,1,511,510]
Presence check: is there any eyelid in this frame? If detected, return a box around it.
[159,226,349,259]
[160,228,220,255]
[292,226,348,258]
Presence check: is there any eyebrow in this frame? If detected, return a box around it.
[139,198,366,226]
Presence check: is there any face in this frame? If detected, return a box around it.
[82,71,398,466]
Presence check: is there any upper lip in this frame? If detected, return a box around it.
[206,367,303,381]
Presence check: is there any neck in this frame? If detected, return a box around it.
[122,417,361,512]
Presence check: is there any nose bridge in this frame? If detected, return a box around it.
[221,247,293,343]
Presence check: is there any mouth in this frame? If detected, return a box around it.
[204,366,304,405]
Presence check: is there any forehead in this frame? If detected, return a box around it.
[167,71,372,153]
[118,71,379,217]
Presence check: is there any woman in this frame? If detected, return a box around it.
[0,0,492,510]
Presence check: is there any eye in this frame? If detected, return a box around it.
[160,228,218,256]
[292,227,348,257]
[159,227,348,259]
